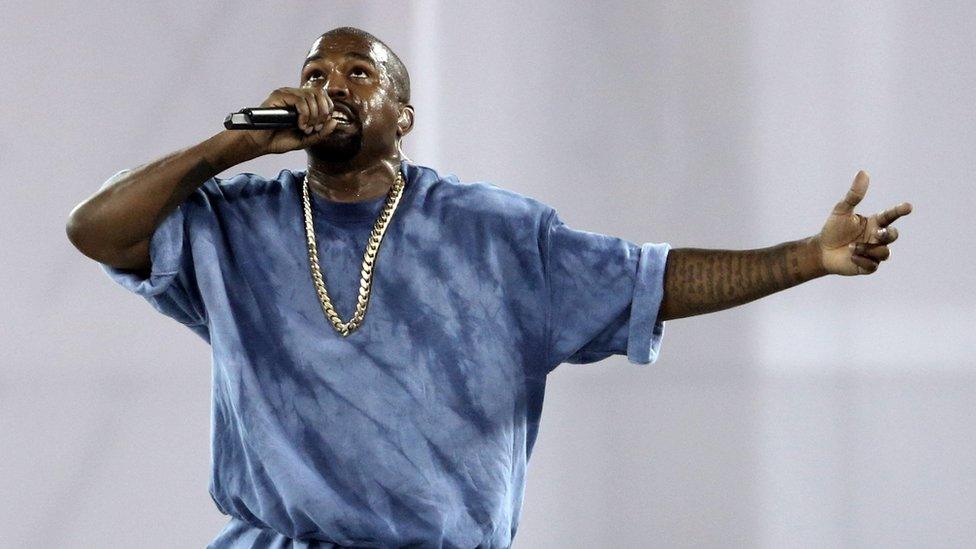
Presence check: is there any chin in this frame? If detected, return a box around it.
[309,131,363,163]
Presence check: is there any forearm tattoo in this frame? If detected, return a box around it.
[659,239,819,321]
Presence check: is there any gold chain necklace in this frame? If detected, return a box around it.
[301,170,405,337]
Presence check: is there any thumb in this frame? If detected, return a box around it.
[832,170,870,215]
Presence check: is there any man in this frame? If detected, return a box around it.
[66,26,912,548]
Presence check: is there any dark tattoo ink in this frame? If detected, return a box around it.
[660,239,820,321]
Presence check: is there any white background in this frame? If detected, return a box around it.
[2,1,972,547]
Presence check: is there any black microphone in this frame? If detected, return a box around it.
[224,107,298,130]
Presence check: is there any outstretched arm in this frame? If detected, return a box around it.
[658,171,913,321]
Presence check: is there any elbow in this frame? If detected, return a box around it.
[65,203,94,256]
[67,206,151,272]
[65,202,112,262]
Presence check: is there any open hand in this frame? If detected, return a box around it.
[815,170,913,276]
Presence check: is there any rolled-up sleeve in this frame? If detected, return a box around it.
[625,242,670,364]
[98,171,210,340]
[543,210,670,372]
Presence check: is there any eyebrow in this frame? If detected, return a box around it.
[302,51,376,69]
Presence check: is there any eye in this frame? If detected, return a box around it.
[350,67,369,79]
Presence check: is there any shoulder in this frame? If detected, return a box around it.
[411,163,555,226]
[191,168,298,205]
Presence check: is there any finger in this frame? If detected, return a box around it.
[876,202,913,227]
[833,170,870,215]
[304,90,320,128]
[303,115,340,143]
[287,91,310,132]
[303,94,319,134]
[853,243,890,262]
[850,253,879,274]
[313,89,330,131]
[874,226,899,244]
[323,92,334,116]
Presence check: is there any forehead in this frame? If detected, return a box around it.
[303,33,391,68]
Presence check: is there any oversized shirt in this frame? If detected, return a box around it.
[100,161,670,548]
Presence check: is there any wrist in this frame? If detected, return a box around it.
[801,234,829,279]
[206,130,264,170]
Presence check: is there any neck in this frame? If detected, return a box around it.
[306,155,401,203]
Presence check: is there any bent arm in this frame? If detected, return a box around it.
[657,236,828,321]
[65,131,260,272]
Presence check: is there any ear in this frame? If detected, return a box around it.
[396,105,415,137]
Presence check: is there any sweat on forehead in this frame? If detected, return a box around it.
[307,27,411,103]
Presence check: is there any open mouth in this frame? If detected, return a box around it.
[331,106,356,126]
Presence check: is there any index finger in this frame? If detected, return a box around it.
[315,88,331,124]
[876,202,913,227]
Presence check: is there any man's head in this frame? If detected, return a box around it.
[300,27,414,164]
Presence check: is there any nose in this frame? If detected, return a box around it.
[325,73,349,99]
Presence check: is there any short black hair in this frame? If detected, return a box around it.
[319,27,411,103]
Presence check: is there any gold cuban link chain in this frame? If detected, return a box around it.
[301,170,405,336]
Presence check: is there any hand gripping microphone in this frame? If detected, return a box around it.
[224,107,299,130]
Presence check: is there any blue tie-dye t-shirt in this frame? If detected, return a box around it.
[100,161,670,548]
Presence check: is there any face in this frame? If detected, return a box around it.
[299,32,405,164]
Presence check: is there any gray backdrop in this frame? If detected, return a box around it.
[3,1,972,547]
